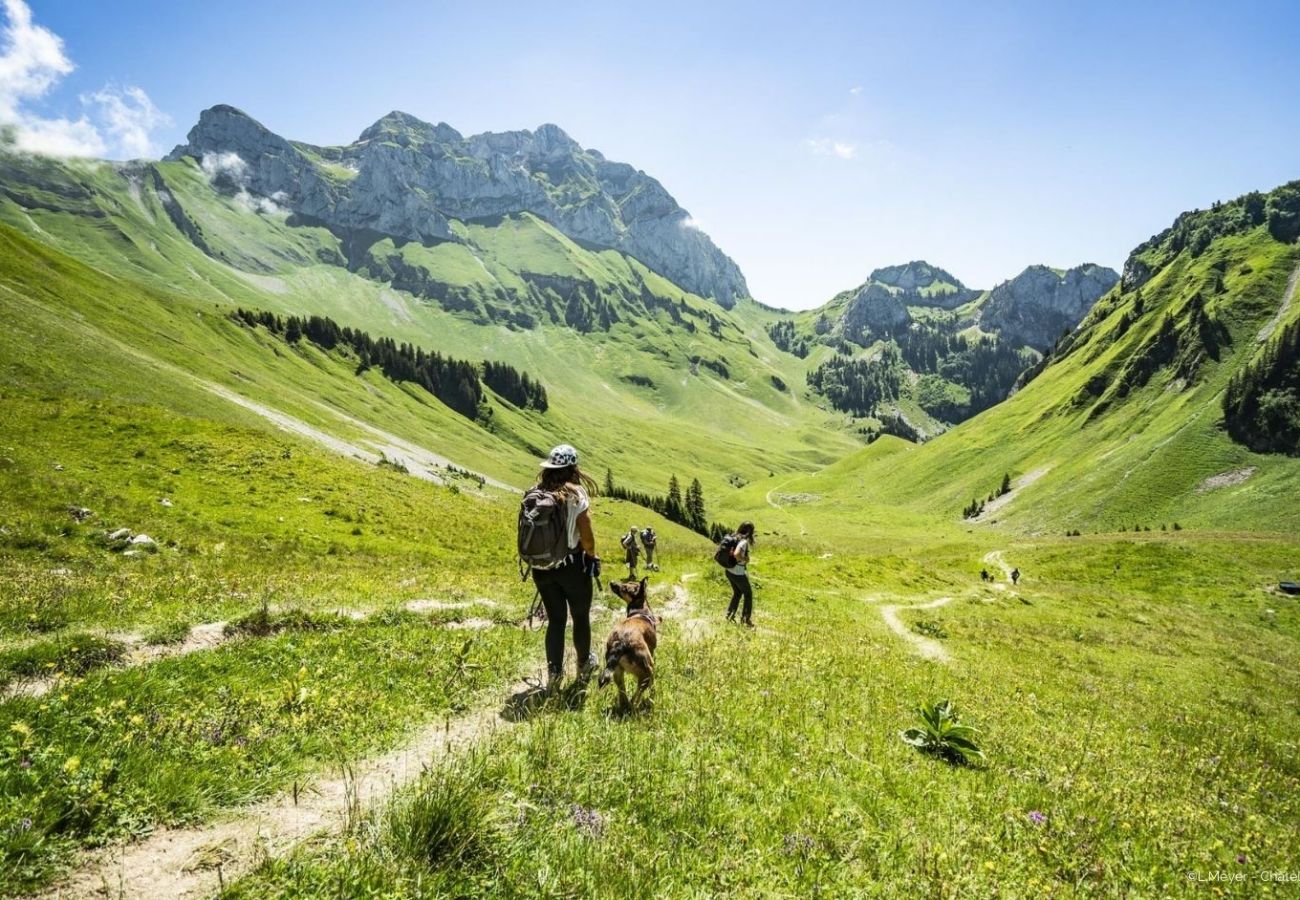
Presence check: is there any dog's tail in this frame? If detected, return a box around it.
[597,641,626,688]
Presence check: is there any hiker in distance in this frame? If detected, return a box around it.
[718,521,756,628]
[519,444,601,691]
[641,525,659,571]
[1011,567,1021,585]
[621,525,641,578]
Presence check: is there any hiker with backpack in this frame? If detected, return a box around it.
[715,521,756,628]
[518,444,601,691]
[621,526,641,578]
[641,526,658,571]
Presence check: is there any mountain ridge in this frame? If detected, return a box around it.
[165,104,750,308]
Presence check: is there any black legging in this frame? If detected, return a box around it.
[532,559,593,676]
[726,571,753,620]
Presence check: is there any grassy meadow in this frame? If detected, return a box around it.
[1,153,1298,897]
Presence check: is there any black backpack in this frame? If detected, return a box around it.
[518,488,571,571]
[713,533,740,568]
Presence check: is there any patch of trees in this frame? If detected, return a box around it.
[863,412,922,444]
[691,355,731,379]
[482,361,548,411]
[767,320,810,357]
[807,344,904,416]
[770,374,788,392]
[1109,294,1226,402]
[621,374,656,388]
[232,309,547,421]
[1224,318,1300,454]
[1124,180,1300,291]
[602,471,726,539]
[935,338,1036,415]
[962,473,1012,519]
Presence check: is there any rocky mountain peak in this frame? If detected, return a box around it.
[166,105,749,307]
[870,260,967,292]
[980,263,1119,350]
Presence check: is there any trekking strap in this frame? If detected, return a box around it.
[527,589,545,628]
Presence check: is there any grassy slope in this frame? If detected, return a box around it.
[789,227,1300,534]
[0,155,858,502]
[0,227,719,889]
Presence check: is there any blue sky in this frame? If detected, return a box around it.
[4,0,1299,308]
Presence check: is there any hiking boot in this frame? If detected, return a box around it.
[742,618,755,629]
[545,670,563,694]
[578,652,599,681]
[725,611,736,623]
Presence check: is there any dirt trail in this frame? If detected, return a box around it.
[878,596,953,662]
[983,550,1014,583]
[1257,261,1300,343]
[38,586,707,898]
[38,672,537,900]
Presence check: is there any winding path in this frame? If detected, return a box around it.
[36,586,704,898]
[877,596,954,662]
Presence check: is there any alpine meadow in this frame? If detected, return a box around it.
[1,2,1299,898]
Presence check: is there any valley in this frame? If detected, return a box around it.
[1,101,1298,898]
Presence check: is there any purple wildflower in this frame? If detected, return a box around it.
[784,833,815,856]
[19,758,31,770]
[570,804,606,838]
[1237,854,1247,864]
[1028,811,1047,825]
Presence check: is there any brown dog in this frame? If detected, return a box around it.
[599,577,658,709]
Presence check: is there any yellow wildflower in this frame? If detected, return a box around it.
[62,756,81,774]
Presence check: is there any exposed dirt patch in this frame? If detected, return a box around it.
[1197,467,1257,493]
[1257,262,1300,343]
[971,467,1051,523]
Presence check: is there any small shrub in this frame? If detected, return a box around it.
[389,758,502,870]
[143,620,192,646]
[900,698,985,765]
[912,620,948,639]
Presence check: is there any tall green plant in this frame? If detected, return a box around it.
[900,698,985,765]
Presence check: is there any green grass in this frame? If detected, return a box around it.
[227,530,1300,897]
[0,634,126,689]
[2,150,1300,897]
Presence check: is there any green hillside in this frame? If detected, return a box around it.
[0,153,859,502]
[782,182,1300,533]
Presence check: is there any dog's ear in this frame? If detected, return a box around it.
[638,576,648,593]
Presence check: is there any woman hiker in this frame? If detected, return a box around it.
[725,521,757,628]
[530,444,601,690]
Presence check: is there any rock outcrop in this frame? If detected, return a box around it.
[869,260,980,309]
[167,106,749,307]
[979,264,1119,350]
[840,282,911,341]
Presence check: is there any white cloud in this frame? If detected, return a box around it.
[805,137,857,160]
[849,85,863,96]
[0,0,167,158]
[680,215,704,231]
[201,151,284,214]
[200,151,248,182]
[85,85,169,158]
